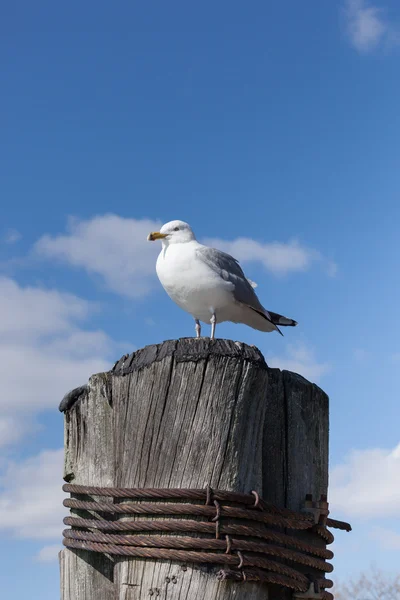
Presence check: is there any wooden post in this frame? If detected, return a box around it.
[59,338,329,600]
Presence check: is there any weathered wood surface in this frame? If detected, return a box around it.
[59,338,329,600]
[263,369,329,600]
[60,374,115,600]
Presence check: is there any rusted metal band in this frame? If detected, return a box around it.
[326,517,351,532]
[217,569,334,599]
[313,524,335,545]
[217,568,311,591]
[64,483,258,506]
[63,516,333,559]
[62,483,350,531]
[62,538,309,583]
[63,498,318,531]
[62,529,332,572]
[317,578,333,589]
[62,484,351,594]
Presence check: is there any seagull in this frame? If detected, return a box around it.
[147,220,297,339]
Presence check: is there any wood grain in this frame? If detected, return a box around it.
[262,369,329,600]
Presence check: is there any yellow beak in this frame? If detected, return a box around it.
[147,231,168,241]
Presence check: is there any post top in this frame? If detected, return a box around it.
[59,338,326,413]
[59,339,267,412]
[112,338,267,377]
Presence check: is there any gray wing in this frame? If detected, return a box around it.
[195,246,266,312]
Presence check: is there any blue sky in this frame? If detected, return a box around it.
[1,1,400,597]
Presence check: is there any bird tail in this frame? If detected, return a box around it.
[247,306,284,336]
[268,311,298,327]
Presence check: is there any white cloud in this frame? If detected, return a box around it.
[0,277,127,556]
[204,237,336,277]
[35,544,62,563]
[330,442,400,518]
[0,276,90,342]
[344,0,399,53]
[267,343,331,382]
[0,277,114,416]
[35,214,161,298]
[45,330,113,359]
[0,416,37,448]
[0,344,110,413]
[0,448,65,539]
[3,229,22,244]
[345,0,386,52]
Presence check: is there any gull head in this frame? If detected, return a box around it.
[147,220,196,245]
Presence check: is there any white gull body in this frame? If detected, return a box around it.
[148,220,297,338]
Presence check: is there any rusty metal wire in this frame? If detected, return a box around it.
[64,484,259,506]
[63,483,351,532]
[325,518,351,532]
[217,567,309,590]
[63,498,326,533]
[313,524,335,545]
[217,570,334,599]
[62,538,309,583]
[319,579,333,589]
[62,528,332,572]
[63,516,334,559]
[62,483,351,598]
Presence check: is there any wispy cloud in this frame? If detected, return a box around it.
[0,416,38,448]
[204,237,336,278]
[330,442,400,518]
[3,229,22,244]
[35,544,62,563]
[35,215,161,298]
[344,0,399,53]
[0,449,65,539]
[0,276,127,443]
[266,343,331,382]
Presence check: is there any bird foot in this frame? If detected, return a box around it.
[195,319,201,338]
[210,314,217,340]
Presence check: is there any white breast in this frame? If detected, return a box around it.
[156,241,235,323]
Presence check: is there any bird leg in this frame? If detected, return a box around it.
[210,313,217,340]
[195,319,201,338]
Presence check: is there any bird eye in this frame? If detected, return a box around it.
[173,226,179,231]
